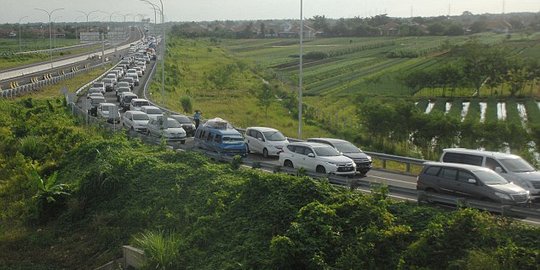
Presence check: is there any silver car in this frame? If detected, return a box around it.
[147,117,187,144]
[417,162,530,205]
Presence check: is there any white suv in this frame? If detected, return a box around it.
[279,142,356,176]
[245,127,288,157]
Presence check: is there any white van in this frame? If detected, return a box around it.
[441,148,540,201]
[129,98,150,111]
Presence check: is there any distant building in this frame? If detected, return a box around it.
[80,32,101,43]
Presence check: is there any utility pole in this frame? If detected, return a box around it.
[298,0,304,139]
[35,7,64,69]
[18,16,29,52]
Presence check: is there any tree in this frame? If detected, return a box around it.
[180,96,193,113]
[257,83,274,118]
[311,15,329,32]
[259,22,266,38]
[505,66,528,97]
[427,22,446,35]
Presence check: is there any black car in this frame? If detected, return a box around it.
[170,114,196,136]
[307,138,372,176]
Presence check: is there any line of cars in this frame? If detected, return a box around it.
[193,120,373,177]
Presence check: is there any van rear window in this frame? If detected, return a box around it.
[442,152,482,166]
[423,166,441,176]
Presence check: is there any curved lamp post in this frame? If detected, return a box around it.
[35,7,64,69]
[18,16,29,52]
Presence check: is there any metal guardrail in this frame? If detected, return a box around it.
[196,150,540,220]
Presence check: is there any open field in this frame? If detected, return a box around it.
[0,37,80,53]
[148,38,332,138]
[151,33,540,156]
[0,43,103,71]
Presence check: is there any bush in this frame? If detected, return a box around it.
[304,51,328,60]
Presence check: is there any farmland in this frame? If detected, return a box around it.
[150,32,540,159]
[0,38,101,71]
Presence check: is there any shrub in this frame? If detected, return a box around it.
[133,230,182,270]
[180,96,193,113]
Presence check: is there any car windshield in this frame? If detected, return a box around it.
[314,146,341,157]
[173,116,191,123]
[499,158,536,173]
[474,170,509,185]
[135,101,149,107]
[118,82,129,87]
[146,108,162,114]
[132,114,149,120]
[222,136,244,144]
[92,98,105,104]
[101,105,114,112]
[334,142,362,153]
[93,83,104,87]
[263,131,286,141]
[166,119,181,128]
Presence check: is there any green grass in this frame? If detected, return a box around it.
[148,38,331,138]
[0,44,102,71]
[18,64,113,99]
[0,38,80,53]
[447,99,463,119]
[464,99,481,123]
[505,99,523,125]
[525,99,540,124]
[484,98,498,123]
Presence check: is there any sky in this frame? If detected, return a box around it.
[1,0,539,23]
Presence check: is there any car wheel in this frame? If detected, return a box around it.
[246,144,250,153]
[181,140,186,145]
[263,148,269,158]
[284,160,293,168]
[316,165,326,174]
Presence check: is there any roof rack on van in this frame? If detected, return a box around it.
[202,118,233,130]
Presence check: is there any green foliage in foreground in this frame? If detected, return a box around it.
[0,98,539,269]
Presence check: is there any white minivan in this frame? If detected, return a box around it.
[245,127,288,157]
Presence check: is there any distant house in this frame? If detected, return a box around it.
[278,22,316,39]
[380,22,400,36]
[8,31,16,38]
[485,20,512,33]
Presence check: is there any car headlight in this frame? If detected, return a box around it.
[366,155,372,162]
[494,192,511,200]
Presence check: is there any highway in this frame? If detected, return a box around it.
[66,40,540,226]
[0,27,144,87]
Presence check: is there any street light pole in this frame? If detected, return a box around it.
[298,0,304,139]
[158,0,165,106]
[140,0,165,105]
[77,10,100,32]
[35,7,64,69]
[18,16,29,53]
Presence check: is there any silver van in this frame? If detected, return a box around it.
[417,162,530,205]
[440,148,540,201]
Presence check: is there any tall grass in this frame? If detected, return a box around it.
[133,230,182,270]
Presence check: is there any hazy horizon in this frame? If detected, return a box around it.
[1,0,539,24]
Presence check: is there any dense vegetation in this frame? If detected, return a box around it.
[150,33,540,161]
[0,97,539,269]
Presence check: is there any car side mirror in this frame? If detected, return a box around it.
[467,178,477,184]
[495,167,503,173]
[307,153,315,158]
